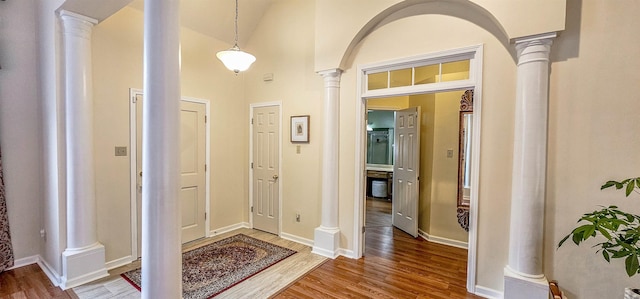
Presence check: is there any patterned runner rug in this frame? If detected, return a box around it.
[122,234,296,298]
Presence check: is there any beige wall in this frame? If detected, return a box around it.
[244,0,323,240]
[0,0,43,260]
[314,0,566,71]
[427,91,468,242]
[92,7,246,262]
[545,1,640,298]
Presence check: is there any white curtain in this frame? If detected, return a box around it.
[0,147,14,272]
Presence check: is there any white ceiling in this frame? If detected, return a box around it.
[127,0,273,47]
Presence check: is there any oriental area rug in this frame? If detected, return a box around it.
[121,234,296,299]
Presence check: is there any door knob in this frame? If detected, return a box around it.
[273,174,279,180]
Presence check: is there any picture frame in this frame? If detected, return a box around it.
[290,115,310,143]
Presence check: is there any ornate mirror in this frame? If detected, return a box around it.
[456,90,473,231]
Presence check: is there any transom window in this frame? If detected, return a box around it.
[366,59,470,91]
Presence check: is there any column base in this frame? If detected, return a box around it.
[312,226,340,258]
[60,243,108,290]
[504,266,548,299]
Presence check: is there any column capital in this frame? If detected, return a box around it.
[59,10,98,40]
[318,69,342,89]
[514,32,555,66]
[317,68,343,78]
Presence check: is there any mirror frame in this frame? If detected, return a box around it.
[457,90,473,209]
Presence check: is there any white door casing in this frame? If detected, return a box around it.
[392,107,420,238]
[354,45,483,292]
[251,105,281,235]
[131,90,210,258]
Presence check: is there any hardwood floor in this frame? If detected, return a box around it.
[1,214,480,299]
[0,264,73,299]
[274,200,481,299]
[365,197,392,228]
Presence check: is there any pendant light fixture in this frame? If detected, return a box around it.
[216,0,256,74]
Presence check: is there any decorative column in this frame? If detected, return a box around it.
[313,69,342,258]
[504,32,555,299]
[142,0,182,298]
[59,10,108,290]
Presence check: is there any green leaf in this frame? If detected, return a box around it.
[613,250,631,258]
[584,225,596,240]
[572,231,583,245]
[616,182,624,189]
[601,181,617,190]
[558,234,571,248]
[636,178,640,189]
[626,181,635,196]
[603,250,611,263]
[625,253,639,277]
[597,227,612,240]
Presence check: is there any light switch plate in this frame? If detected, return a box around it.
[115,146,127,156]
[447,149,454,158]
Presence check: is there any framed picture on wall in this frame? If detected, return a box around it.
[290,115,310,143]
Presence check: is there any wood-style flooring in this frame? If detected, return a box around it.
[0,264,73,299]
[1,203,480,299]
[274,199,481,299]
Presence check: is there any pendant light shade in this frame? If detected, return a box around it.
[216,45,256,73]
[217,0,255,74]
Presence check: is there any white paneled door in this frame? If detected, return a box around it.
[178,101,207,243]
[392,107,420,237]
[252,105,280,235]
[136,95,207,256]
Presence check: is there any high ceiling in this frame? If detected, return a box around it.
[127,0,273,46]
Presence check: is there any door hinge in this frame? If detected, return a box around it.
[131,96,137,103]
[251,206,254,213]
[251,162,254,169]
[204,213,207,220]
[205,164,207,172]
[362,226,366,233]
[205,115,207,123]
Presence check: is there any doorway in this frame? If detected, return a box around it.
[355,46,483,291]
[364,92,470,247]
[129,89,211,258]
[249,103,282,235]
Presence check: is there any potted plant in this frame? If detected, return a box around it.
[558,177,640,298]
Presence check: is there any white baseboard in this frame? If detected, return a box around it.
[338,248,357,259]
[418,229,468,249]
[209,222,250,237]
[8,255,39,270]
[37,256,62,287]
[105,255,135,270]
[475,285,503,299]
[280,232,314,247]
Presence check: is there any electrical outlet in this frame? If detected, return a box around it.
[40,229,46,238]
[296,145,301,154]
[115,146,127,156]
[447,149,454,158]
[295,213,300,222]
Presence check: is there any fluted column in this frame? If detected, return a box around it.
[59,10,107,290]
[142,0,182,298]
[313,69,342,258]
[504,32,555,299]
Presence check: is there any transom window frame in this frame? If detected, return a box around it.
[361,46,479,100]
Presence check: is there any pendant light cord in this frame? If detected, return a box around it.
[234,0,239,47]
